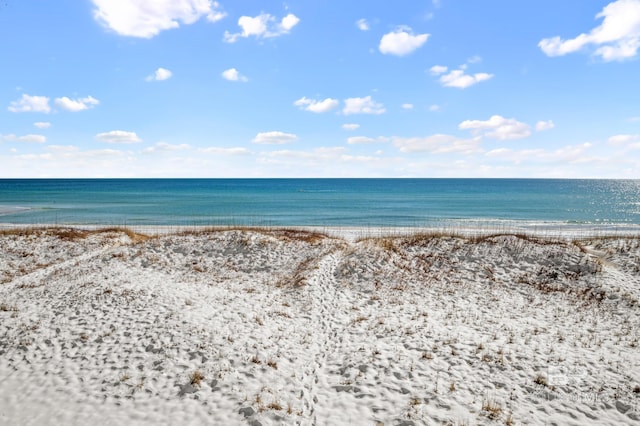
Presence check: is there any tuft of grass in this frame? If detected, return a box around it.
[190,370,205,387]
[505,412,515,426]
[267,359,278,370]
[482,396,503,420]
[421,351,433,360]
[0,303,18,312]
[534,373,548,387]
[267,401,283,411]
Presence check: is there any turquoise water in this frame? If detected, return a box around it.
[0,179,639,229]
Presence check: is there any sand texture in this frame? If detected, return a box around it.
[0,227,639,425]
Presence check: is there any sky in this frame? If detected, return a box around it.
[1,0,640,178]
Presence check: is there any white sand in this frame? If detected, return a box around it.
[0,227,639,425]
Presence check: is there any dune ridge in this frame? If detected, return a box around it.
[1,227,639,425]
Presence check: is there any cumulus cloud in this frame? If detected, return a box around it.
[34,122,51,129]
[459,115,531,140]
[224,12,299,43]
[393,134,483,154]
[92,0,226,38]
[539,0,640,61]
[96,130,142,144]
[142,142,190,154]
[431,65,494,88]
[402,103,414,110]
[535,120,555,131]
[8,94,51,113]
[379,27,429,56]
[221,68,248,82]
[199,147,252,155]
[146,68,173,81]
[343,96,386,115]
[342,123,360,131]
[429,104,441,112]
[252,131,298,145]
[1,134,47,143]
[356,18,369,31]
[54,96,100,112]
[429,65,448,75]
[294,97,339,113]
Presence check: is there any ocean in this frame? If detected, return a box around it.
[0,179,639,231]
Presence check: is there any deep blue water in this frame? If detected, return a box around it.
[0,179,639,229]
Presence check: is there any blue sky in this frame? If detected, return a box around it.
[1,0,639,177]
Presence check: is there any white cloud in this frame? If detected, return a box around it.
[535,120,555,131]
[8,94,51,113]
[224,12,299,43]
[199,147,252,155]
[356,18,369,31]
[347,136,389,144]
[1,134,47,143]
[146,68,173,82]
[434,67,494,88]
[96,130,142,144]
[342,123,360,131]
[379,27,429,56]
[467,55,482,64]
[343,96,386,115]
[221,68,248,82]
[402,103,414,110]
[459,115,531,140]
[486,143,596,164]
[294,97,339,113]
[608,134,640,149]
[429,104,441,112]
[393,134,483,154]
[34,122,51,129]
[252,131,298,145]
[92,0,226,38]
[54,96,100,112]
[142,142,190,154]
[539,0,640,61]
[430,65,448,75]
[629,116,640,122]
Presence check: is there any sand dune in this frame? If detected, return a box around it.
[1,227,639,425]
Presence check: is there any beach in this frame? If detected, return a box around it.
[0,226,639,425]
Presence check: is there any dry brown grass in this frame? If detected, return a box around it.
[0,303,18,312]
[189,370,205,386]
[534,373,548,387]
[0,226,151,243]
[177,226,328,244]
[482,396,503,420]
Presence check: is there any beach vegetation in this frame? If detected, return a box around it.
[534,373,548,387]
[481,396,503,420]
[189,370,205,387]
[0,303,18,312]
